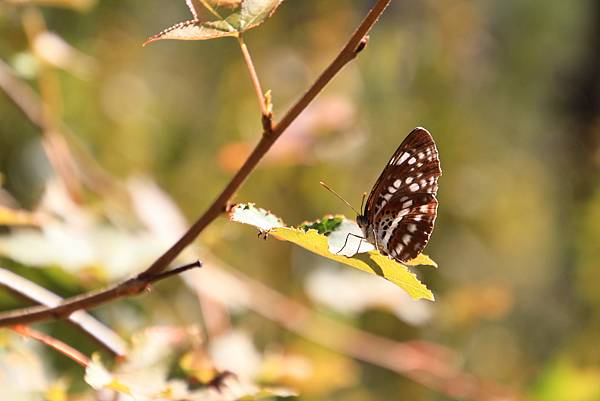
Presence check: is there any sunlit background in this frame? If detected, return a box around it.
[1,0,599,400]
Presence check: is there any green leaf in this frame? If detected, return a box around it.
[229,204,437,301]
[299,215,343,236]
[144,0,284,45]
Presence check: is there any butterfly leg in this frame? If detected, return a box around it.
[354,237,364,255]
[372,227,381,253]
[336,233,365,255]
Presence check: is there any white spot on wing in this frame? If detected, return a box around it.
[396,152,410,165]
[408,157,416,165]
[407,223,417,233]
[405,177,413,184]
[402,234,411,245]
[382,208,410,243]
[394,179,402,188]
[409,183,419,192]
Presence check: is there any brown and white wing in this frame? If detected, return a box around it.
[373,192,439,262]
[364,127,441,219]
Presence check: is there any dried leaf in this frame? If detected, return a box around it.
[144,0,284,45]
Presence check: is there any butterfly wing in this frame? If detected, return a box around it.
[362,127,442,262]
[373,193,439,261]
[364,127,441,218]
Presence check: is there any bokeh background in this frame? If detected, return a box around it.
[1,0,599,400]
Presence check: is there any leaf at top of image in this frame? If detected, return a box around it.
[144,0,285,46]
[228,203,437,301]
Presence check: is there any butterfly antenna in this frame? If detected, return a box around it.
[360,192,367,213]
[319,181,360,215]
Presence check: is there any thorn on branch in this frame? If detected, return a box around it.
[225,202,236,213]
[140,260,203,285]
[262,113,274,134]
[262,90,274,133]
[355,35,370,54]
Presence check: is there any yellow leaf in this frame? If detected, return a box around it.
[0,206,39,226]
[271,227,433,301]
[228,204,436,300]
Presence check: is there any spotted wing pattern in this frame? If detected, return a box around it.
[360,127,441,262]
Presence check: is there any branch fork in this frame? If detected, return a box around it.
[0,0,391,326]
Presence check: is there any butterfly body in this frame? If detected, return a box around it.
[356,127,441,262]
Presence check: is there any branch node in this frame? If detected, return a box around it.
[262,113,274,135]
[0,0,391,326]
[355,35,370,54]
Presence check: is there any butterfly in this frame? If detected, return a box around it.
[355,127,442,262]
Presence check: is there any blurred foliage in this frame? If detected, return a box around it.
[1,0,599,400]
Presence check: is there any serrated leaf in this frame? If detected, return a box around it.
[229,203,284,231]
[144,0,284,45]
[273,227,434,300]
[229,204,436,300]
[239,0,283,30]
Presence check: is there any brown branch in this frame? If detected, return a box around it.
[0,59,44,126]
[0,0,391,326]
[12,324,90,367]
[0,57,123,199]
[140,0,387,279]
[21,7,84,202]
[0,268,127,356]
[0,261,202,326]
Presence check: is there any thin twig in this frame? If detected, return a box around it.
[0,0,391,326]
[21,8,84,202]
[0,268,127,356]
[0,261,202,326]
[12,324,90,367]
[0,58,126,200]
[141,0,388,279]
[0,59,44,126]
[237,34,272,132]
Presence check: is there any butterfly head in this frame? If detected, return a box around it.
[356,213,374,244]
[356,214,368,230]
